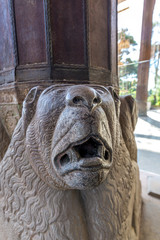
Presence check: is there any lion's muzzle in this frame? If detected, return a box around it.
[49,85,114,189]
[54,136,112,176]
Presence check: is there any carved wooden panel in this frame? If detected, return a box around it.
[0,0,15,71]
[14,0,46,65]
[110,0,117,75]
[89,0,109,69]
[50,0,86,65]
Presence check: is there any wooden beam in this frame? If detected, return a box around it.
[136,0,156,115]
[118,0,126,4]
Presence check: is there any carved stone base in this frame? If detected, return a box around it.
[0,84,141,239]
[0,119,10,161]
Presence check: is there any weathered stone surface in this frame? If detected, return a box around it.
[0,104,20,137]
[120,95,138,162]
[0,84,141,240]
[0,119,10,160]
[0,85,21,138]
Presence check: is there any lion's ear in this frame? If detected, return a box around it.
[119,95,138,161]
[22,86,42,133]
[120,95,138,131]
[107,86,120,117]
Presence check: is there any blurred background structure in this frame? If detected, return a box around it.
[118,0,160,174]
[118,0,160,114]
[118,2,160,239]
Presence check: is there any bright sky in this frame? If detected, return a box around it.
[118,0,144,44]
[118,0,144,60]
[152,0,160,45]
[118,0,160,58]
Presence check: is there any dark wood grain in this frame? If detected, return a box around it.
[50,0,86,65]
[89,0,109,69]
[0,0,15,71]
[14,0,46,65]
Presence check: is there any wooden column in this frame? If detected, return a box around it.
[136,0,155,115]
[50,0,118,87]
[0,0,16,84]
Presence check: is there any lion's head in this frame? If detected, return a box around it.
[23,84,120,190]
[0,84,141,240]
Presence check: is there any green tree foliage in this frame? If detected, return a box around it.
[148,13,160,106]
[119,79,137,98]
[118,28,137,62]
[118,28,138,97]
[119,58,138,79]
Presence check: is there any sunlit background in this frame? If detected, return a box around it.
[118,0,160,101]
[118,0,160,175]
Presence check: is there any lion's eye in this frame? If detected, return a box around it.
[72,96,83,104]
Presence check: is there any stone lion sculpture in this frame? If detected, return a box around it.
[0,84,141,240]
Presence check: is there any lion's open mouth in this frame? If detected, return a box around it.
[54,136,112,175]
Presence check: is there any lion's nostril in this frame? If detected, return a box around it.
[104,150,110,161]
[60,154,70,166]
[93,97,98,104]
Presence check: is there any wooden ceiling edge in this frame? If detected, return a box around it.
[118,0,127,4]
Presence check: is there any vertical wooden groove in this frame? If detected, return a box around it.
[43,0,52,66]
[9,0,18,67]
[82,0,88,67]
[136,0,155,114]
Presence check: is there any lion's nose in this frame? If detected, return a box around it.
[66,86,102,111]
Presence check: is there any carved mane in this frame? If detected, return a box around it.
[0,85,141,240]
